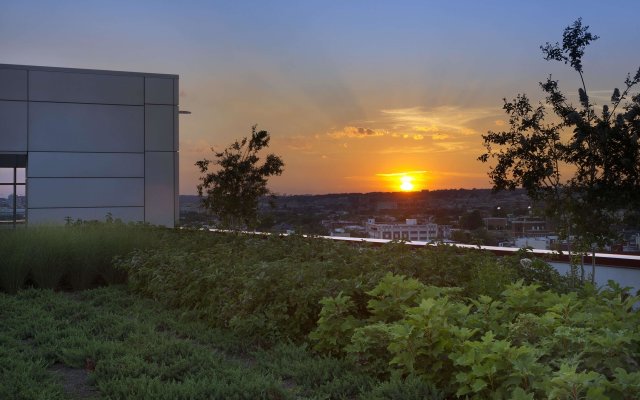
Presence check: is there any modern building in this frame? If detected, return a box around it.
[366,218,439,241]
[0,64,179,227]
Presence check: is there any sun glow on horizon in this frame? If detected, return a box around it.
[400,176,414,191]
[376,170,428,192]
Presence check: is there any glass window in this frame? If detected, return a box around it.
[0,156,27,227]
[16,168,25,184]
[15,185,26,223]
[0,168,13,183]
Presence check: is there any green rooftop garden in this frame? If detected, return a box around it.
[1,224,638,399]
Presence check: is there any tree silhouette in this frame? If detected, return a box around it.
[196,125,284,230]
[479,19,640,279]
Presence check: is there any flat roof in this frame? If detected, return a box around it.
[0,63,178,79]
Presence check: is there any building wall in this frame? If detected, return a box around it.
[0,64,179,227]
[366,220,439,241]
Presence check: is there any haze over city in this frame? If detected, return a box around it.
[2,0,639,194]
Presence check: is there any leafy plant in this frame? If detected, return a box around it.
[479,19,640,280]
[196,125,284,230]
[311,273,640,398]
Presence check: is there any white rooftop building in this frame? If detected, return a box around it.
[366,218,438,241]
[515,235,559,250]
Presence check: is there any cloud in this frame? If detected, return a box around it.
[344,170,429,182]
[431,133,450,140]
[328,126,386,139]
[376,142,471,154]
[433,170,487,178]
[433,141,470,152]
[315,104,501,157]
[377,146,431,155]
[380,106,501,137]
[324,104,500,146]
[376,170,428,177]
[413,125,441,132]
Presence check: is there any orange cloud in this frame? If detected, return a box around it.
[380,106,500,137]
[433,141,470,152]
[377,146,430,154]
[328,126,386,139]
[376,170,428,177]
[431,133,450,140]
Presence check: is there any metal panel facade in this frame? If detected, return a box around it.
[28,178,144,208]
[174,152,180,224]
[28,207,145,224]
[29,70,144,105]
[0,101,28,152]
[29,102,144,152]
[145,105,174,151]
[0,68,27,100]
[145,77,173,105]
[28,153,144,178]
[0,64,179,226]
[145,152,175,227]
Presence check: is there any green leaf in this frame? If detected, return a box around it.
[471,378,488,392]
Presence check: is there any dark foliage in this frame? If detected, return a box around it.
[479,19,640,248]
[196,125,284,229]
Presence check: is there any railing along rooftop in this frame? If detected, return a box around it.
[205,229,640,269]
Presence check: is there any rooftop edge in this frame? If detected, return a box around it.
[0,63,178,79]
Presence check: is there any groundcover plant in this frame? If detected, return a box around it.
[118,231,640,399]
[2,228,638,399]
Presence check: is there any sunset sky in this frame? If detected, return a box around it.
[2,0,639,194]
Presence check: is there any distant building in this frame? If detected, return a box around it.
[366,218,438,241]
[438,224,452,240]
[329,228,351,238]
[484,217,508,230]
[620,230,640,253]
[515,235,559,250]
[511,218,550,238]
[0,64,179,226]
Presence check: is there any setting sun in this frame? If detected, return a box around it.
[400,176,414,192]
[377,170,427,192]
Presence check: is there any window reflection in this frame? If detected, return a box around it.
[0,168,12,183]
[0,158,27,227]
[16,168,26,184]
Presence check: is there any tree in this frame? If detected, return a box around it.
[196,125,284,229]
[479,19,640,280]
[460,210,484,230]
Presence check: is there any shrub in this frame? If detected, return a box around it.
[310,275,640,398]
[365,375,445,400]
[118,232,569,345]
[0,222,162,293]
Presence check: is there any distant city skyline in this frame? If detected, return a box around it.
[2,1,639,194]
